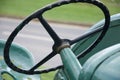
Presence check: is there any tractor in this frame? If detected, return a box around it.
[0,0,120,80]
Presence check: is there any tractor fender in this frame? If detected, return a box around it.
[80,44,120,80]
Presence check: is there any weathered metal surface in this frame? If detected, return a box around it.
[55,13,120,80]
[81,44,120,80]
[1,0,119,79]
[60,48,82,80]
[72,13,120,65]
[0,40,40,80]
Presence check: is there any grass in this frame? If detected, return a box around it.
[37,66,57,80]
[40,71,57,80]
[0,0,120,24]
[0,0,55,16]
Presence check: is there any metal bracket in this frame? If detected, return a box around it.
[53,39,71,53]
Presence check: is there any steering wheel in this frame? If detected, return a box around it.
[4,0,110,75]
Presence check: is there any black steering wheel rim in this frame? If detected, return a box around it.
[4,0,110,75]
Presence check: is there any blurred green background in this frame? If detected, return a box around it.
[0,0,120,25]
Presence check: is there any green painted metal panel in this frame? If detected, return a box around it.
[54,69,68,80]
[92,52,120,80]
[72,13,120,65]
[80,44,120,80]
[55,13,120,80]
[0,40,40,80]
[59,48,82,80]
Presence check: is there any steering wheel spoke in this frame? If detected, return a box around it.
[29,51,57,71]
[37,16,61,44]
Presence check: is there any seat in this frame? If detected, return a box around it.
[0,40,40,80]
